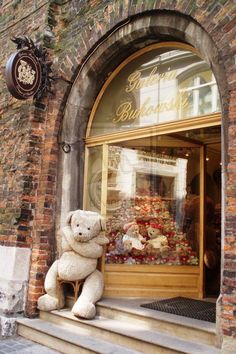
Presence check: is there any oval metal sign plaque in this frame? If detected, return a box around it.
[5,49,42,100]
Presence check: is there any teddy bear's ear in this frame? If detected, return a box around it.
[66,211,75,225]
[100,216,106,231]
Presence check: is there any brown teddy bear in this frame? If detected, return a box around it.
[146,224,169,254]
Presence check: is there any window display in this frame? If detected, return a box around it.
[104,143,200,266]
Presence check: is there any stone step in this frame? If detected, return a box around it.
[38,309,220,354]
[96,297,217,347]
[66,296,217,347]
[17,317,143,354]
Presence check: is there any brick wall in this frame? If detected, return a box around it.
[0,0,48,247]
[0,0,59,314]
[1,0,236,345]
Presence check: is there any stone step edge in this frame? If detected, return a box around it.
[96,298,216,334]
[43,310,220,354]
[17,317,142,354]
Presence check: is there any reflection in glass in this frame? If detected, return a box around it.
[90,48,220,137]
[104,139,200,266]
[179,71,219,118]
[84,146,103,213]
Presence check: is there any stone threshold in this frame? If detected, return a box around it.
[97,296,217,333]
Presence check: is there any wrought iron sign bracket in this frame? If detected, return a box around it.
[5,36,54,100]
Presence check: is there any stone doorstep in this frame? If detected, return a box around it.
[97,297,216,333]
[64,296,217,347]
[95,306,216,347]
[17,318,143,354]
[37,309,220,354]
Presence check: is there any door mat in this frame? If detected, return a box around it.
[141,297,216,323]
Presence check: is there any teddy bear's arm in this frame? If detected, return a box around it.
[76,241,104,258]
[94,232,109,245]
[62,226,104,258]
[61,233,72,252]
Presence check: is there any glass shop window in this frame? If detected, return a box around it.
[85,44,221,268]
[89,47,220,137]
[85,146,103,212]
[178,69,220,118]
[103,138,200,266]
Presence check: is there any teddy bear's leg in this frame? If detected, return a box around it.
[72,270,103,319]
[37,260,64,311]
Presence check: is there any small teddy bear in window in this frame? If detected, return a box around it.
[146,223,169,253]
[122,221,145,251]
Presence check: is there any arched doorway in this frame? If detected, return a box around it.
[57,11,226,302]
[83,42,221,298]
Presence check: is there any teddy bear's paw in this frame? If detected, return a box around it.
[72,301,96,319]
[37,294,59,311]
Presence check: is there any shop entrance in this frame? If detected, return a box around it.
[84,42,221,299]
[85,126,221,298]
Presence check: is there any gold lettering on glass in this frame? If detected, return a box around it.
[112,95,189,123]
[17,60,36,85]
[125,66,177,93]
[111,66,183,123]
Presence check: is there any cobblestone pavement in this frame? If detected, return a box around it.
[0,336,61,353]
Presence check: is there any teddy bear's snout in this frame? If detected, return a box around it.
[74,229,86,236]
[73,227,93,242]
[71,219,100,242]
[73,228,83,236]
[74,232,89,242]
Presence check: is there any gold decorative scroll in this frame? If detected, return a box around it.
[17,59,36,85]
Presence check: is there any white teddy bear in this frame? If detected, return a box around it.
[122,221,145,251]
[37,209,109,319]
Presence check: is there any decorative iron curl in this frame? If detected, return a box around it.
[11,36,54,100]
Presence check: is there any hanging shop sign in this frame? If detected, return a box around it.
[5,36,53,100]
[6,49,42,100]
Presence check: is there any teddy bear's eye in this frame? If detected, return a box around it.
[77,224,79,227]
[87,227,90,230]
